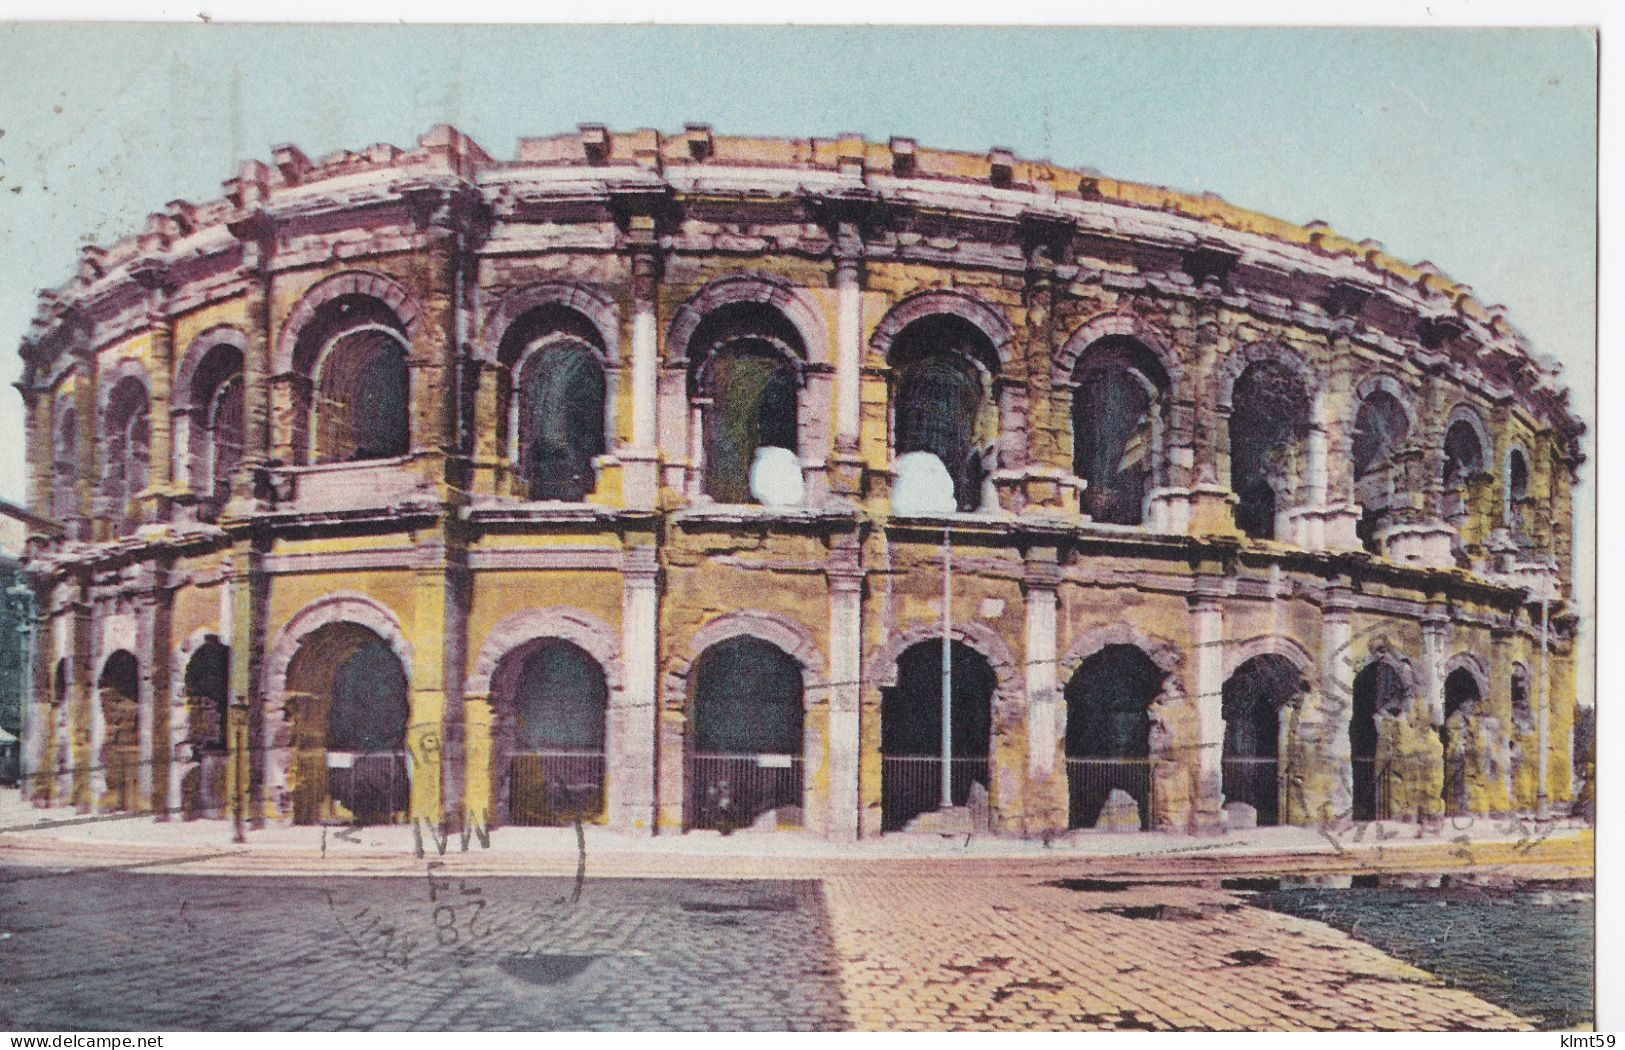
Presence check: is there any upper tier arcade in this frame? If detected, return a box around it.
[14,124,1583,600]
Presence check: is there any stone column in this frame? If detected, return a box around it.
[1189,584,1226,831]
[1419,608,1449,819]
[622,219,661,509]
[825,540,863,841]
[1316,590,1355,824]
[133,592,156,813]
[613,543,659,835]
[229,537,268,833]
[225,213,273,509]
[407,529,449,828]
[1022,546,1064,834]
[134,264,175,523]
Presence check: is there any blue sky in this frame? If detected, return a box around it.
[0,24,1596,695]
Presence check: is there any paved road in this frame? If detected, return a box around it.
[0,868,846,1031]
[0,863,1553,1031]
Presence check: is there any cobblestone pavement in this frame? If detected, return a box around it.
[0,868,846,1031]
[822,875,1532,1031]
[0,863,1549,1031]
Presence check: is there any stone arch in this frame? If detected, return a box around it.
[96,357,151,418]
[470,607,623,827]
[468,607,625,698]
[272,270,423,377]
[1216,340,1321,414]
[1443,402,1494,464]
[1057,622,1183,686]
[667,272,830,367]
[174,325,249,407]
[264,592,414,708]
[866,619,1025,731]
[663,610,829,711]
[1441,651,1491,704]
[478,282,622,367]
[1352,372,1419,434]
[1055,311,1187,394]
[869,288,1014,368]
[168,628,231,819]
[261,593,413,822]
[1222,634,1315,686]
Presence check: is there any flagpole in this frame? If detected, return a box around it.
[941,525,953,810]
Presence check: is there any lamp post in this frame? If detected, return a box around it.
[940,526,953,810]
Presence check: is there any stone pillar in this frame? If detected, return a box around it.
[229,537,267,832]
[1315,591,1355,824]
[408,528,449,827]
[825,540,863,841]
[226,213,273,510]
[613,543,659,835]
[622,220,661,509]
[1189,585,1226,831]
[1022,546,1064,834]
[440,556,469,830]
[1418,608,1449,819]
[133,593,156,813]
[469,360,505,495]
[134,265,175,523]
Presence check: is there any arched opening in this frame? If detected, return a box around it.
[492,639,609,826]
[1442,416,1488,524]
[686,636,805,831]
[181,639,230,820]
[1441,667,1481,817]
[1072,339,1167,526]
[497,305,609,502]
[187,343,245,520]
[891,316,999,513]
[97,650,141,811]
[688,303,804,506]
[1507,447,1531,537]
[103,377,151,534]
[291,294,412,464]
[1351,389,1410,554]
[879,640,995,832]
[1063,644,1164,829]
[1229,360,1310,540]
[285,623,410,825]
[1222,654,1302,825]
[1350,659,1408,821]
[51,405,78,525]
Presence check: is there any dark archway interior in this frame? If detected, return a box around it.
[1229,360,1309,540]
[511,639,608,752]
[1351,659,1407,821]
[1352,391,1410,554]
[881,640,995,758]
[316,330,410,463]
[518,343,606,502]
[689,302,804,505]
[1073,339,1166,526]
[1440,667,1481,815]
[1221,654,1299,825]
[691,636,804,755]
[701,345,799,504]
[184,639,231,751]
[1444,419,1487,485]
[98,649,141,809]
[328,637,410,752]
[1064,644,1162,758]
[891,315,996,513]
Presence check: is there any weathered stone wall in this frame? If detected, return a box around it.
[14,127,1585,839]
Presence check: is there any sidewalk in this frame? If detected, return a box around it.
[0,790,1592,879]
[0,793,1579,884]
